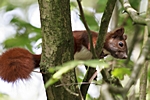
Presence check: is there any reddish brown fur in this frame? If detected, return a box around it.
[0,48,36,82]
[73,30,98,52]
[0,27,127,82]
[104,27,127,58]
[73,27,127,59]
[33,54,41,68]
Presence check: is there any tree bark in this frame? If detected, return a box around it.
[38,0,78,100]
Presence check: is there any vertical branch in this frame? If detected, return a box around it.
[76,1,97,99]
[124,28,150,94]
[139,1,149,99]
[77,0,117,99]
[76,0,97,58]
[119,0,150,93]
[139,61,148,100]
[95,0,150,99]
[125,25,141,64]
[95,0,117,56]
[38,0,78,99]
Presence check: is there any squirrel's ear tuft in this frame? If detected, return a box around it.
[111,27,125,38]
[123,35,127,40]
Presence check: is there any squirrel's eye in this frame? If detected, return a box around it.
[119,42,123,47]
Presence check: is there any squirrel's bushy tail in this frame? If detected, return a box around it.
[0,48,40,82]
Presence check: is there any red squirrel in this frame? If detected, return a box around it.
[0,27,127,82]
[73,27,127,60]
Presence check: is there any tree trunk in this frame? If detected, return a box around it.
[38,0,78,100]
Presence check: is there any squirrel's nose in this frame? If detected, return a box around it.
[122,53,128,59]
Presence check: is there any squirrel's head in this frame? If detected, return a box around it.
[104,27,128,59]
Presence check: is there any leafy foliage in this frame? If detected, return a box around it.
[0,0,150,100]
[45,59,108,88]
[2,16,41,52]
[112,67,131,80]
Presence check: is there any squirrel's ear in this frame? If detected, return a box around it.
[112,27,124,38]
[123,34,127,40]
[117,27,124,33]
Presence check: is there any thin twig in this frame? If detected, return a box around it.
[55,82,101,87]
[76,0,97,58]
[76,0,97,99]
[95,0,117,56]
[59,79,79,97]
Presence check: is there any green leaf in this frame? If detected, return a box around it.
[3,37,30,48]
[84,59,108,68]
[45,59,108,88]
[111,67,131,80]
[3,17,41,50]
